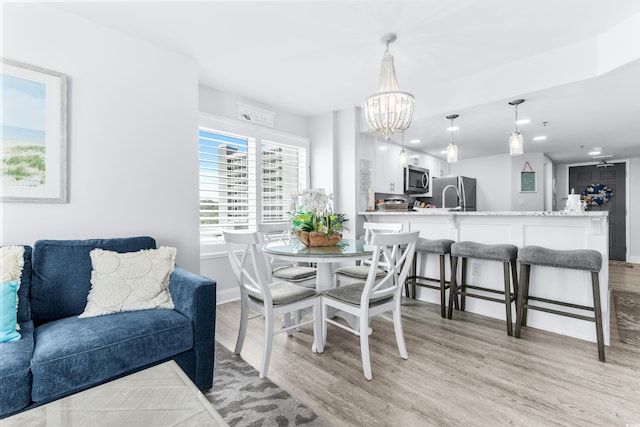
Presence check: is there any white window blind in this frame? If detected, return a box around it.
[199,118,308,244]
[261,139,307,223]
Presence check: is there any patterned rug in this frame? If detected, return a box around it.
[613,291,640,346]
[206,343,331,427]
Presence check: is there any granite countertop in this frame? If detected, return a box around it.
[359,210,608,217]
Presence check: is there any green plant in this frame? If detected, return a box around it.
[290,211,348,236]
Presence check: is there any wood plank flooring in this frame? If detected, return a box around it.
[214,263,640,426]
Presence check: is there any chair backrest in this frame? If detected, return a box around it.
[360,231,419,307]
[257,222,292,244]
[223,231,273,305]
[257,222,295,272]
[362,222,403,244]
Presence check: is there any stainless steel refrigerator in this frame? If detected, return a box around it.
[430,176,476,211]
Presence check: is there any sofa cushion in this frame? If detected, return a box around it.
[79,247,176,318]
[31,237,156,324]
[1,280,20,342]
[1,245,30,325]
[0,321,34,417]
[17,246,32,323]
[31,309,192,403]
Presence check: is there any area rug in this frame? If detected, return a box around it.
[206,343,331,427]
[613,291,640,346]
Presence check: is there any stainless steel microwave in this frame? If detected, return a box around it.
[404,165,431,196]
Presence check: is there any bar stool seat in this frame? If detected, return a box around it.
[515,245,604,362]
[448,241,518,335]
[405,238,455,318]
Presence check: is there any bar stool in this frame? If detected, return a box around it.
[447,241,518,335]
[515,246,604,362]
[405,237,456,318]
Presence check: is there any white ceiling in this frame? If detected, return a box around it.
[51,0,640,163]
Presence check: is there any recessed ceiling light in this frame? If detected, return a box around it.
[446,126,459,132]
[588,150,601,156]
[379,145,388,150]
[440,150,447,154]
[409,139,420,144]
[516,119,530,125]
[532,136,547,141]
[592,154,613,159]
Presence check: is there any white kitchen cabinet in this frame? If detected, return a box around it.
[374,141,405,195]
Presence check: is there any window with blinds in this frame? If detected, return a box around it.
[199,125,307,244]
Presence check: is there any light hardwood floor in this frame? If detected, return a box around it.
[214,263,640,426]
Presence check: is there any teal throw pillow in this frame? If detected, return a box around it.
[1,280,21,342]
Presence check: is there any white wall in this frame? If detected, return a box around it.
[448,153,512,211]
[309,112,336,191]
[1,4,201,272]
[198,85,309,138]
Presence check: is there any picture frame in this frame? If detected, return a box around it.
[520,171,536,192]
[1,58,68,203]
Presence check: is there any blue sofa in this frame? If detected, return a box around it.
[0,237,216,418]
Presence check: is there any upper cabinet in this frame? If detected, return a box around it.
[374,141,404,195]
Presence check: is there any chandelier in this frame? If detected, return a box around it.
[361,33,415,141]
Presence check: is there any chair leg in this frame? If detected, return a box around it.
[510,259,518,306]
[448,256,458,319]
[235,297,249,354]
[502,261,513,336]
[439,254,446,318]
[521,264,531,327]
[450,255,459,310]
[321,300,328,349]
[359,314,372,380]
[260,308,274,378]
[591,272,605,362]
[283,312,293,337]
[460,257,467,311]
[313,298,323,353]
[393,303,408,360]
[515,264,529,338]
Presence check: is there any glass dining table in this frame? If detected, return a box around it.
[263,238,374,292]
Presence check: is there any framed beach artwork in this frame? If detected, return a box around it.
[1,58,67,203]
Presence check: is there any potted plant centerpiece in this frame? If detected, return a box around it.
[289,189,348,247]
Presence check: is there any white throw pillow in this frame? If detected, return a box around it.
[0,246,25,331]
[79,246,176,318]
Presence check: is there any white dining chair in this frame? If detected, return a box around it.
[333,222,403,287]
[258,222,317,288]
[224,231,323,378]
[321,230,419,380]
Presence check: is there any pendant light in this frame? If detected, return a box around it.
[399,132,407,166]
[509,99,525,156]
[446,114,459,163]
[361,33,415,141]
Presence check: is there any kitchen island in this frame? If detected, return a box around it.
[359,210,610,345]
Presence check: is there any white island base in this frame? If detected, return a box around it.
[360,211,610,345]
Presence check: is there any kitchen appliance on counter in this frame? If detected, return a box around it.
[430,176,476,211]
[404,165,431,196]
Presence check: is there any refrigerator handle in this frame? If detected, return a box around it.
[459,178,466,210]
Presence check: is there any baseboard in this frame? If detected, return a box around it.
[627,256,640,264]
[217,288,240,305]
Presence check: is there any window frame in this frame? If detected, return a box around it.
[199,113,310,256]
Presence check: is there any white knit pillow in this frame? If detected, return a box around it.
[79,247,176,318]
[1,246,25,331]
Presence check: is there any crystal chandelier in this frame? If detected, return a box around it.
[446,114,459,163]
[361,33,415,141]
[509,99,525,156]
